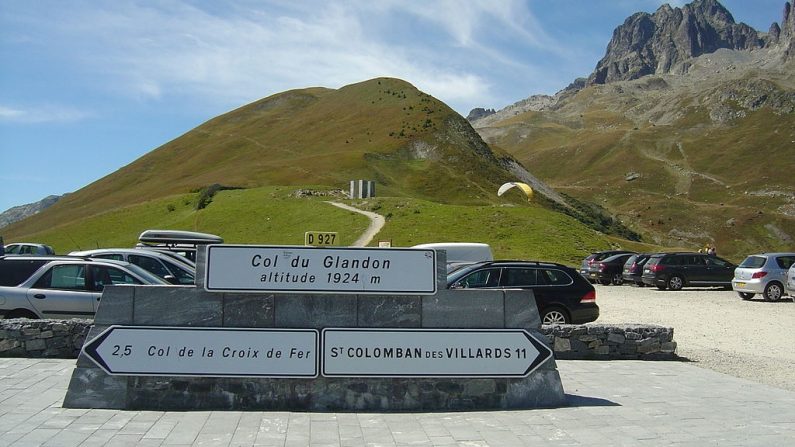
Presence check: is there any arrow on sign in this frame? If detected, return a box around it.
[322,328,554,378]
[82,326,319,378]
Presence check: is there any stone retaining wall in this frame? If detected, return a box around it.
[0,319,91,358]
[1,319,675,361]
[541,324,677,360]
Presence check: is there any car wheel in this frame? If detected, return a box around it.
[667,275,684,291]
[541,307,570,325]
[737,292,754,300]
[763,282,783,302]
[599,279,611,286]
[612,274,624,285]
[5,309,38,319]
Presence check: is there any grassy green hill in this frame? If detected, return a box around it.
[8,186,662,265]
[476,65,795,260]
[3,77,666,263]
[4,78,524,239]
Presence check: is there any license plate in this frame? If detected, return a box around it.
[589,273,597,278]
[736,282,746,288]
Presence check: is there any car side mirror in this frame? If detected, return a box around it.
[164,275,180,285]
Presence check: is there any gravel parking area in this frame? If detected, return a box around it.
[594,284,795,391]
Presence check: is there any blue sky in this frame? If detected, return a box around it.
[0,0,788,212]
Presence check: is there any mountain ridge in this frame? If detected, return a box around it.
[468,0,795,259]
[469,0,795,124]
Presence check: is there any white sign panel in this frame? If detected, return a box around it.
[82,326,319,377]
[322,328,553,377]
[204,245,437,294]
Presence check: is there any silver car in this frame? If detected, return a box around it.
[3,243,55,255]
[0,256,167,319]
[70,248,195,285]
[732,252,795,301]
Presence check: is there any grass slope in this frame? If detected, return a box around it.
[478,73,795,261]
[11,187,370,253]
[5,78,521,239]
[5,186,665,266]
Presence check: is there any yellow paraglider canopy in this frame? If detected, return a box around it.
[497,182,533,201]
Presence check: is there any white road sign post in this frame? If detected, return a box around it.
[322,328,553,378]
[204,245,437,294]
[82,326,319,377]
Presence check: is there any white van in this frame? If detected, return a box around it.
[411,242,493,273]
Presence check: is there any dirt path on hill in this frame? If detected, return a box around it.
[326,202,385,247]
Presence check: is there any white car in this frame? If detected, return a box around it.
[412,242,493,273]
[0,256,167,319]
[786,263,795,300]
[70,248,195,285]
[732,252,795,301]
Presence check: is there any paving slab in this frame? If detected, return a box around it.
[1,358,794,446]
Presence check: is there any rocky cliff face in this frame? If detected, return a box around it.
[588,0,763,85]
[466,108,495,121]
[779,1,795,58]
[0,195,65,229]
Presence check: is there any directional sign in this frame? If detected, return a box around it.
[322,328,553,378]
[82,326,319,377]
[204,245,437,294]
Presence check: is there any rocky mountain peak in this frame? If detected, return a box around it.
[466,108,495,121]
[587,0,763,85]
[781,1,795,57]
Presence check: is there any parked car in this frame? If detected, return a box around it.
[787,263,795,299]
[732,253,795,301]
[135,229,223,264]
[641,252,736,290]
[579,250,636,282]
[622,253,652,286]
[447,260,598,324]
[69,248,195,285]
[0,255,168,319]
[412,242,493,273]
[3,243,55,256]
[586,253,636,285]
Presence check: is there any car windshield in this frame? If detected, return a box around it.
[739,256,766,269]
[447,263,488,285]
[123,264,170,285]
[645,257,662,267]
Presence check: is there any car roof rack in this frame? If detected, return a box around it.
[138,229,223,246]
[484,260,567,267]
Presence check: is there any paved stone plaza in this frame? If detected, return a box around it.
[1,358,794,446]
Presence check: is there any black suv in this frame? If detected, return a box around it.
[622,253,652,286]
[579,250,636,283]
[586,253,636,285]
[447,261,598,324]
[641,252,736,291]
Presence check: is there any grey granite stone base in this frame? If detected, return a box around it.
[63,252,566,411]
